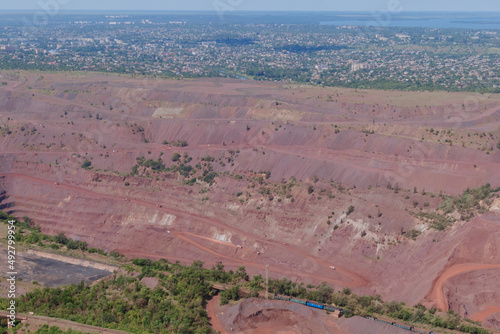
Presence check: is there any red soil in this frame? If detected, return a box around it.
[2,71,500,332]
[0,172,366,288]
[207,296,229,334]
[211,297,346,334]
[436,266,500,328]
[208,297,422,334]
[428,264,500,311]
[471,306,500,322]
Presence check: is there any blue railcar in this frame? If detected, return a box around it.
[306,301,324,309]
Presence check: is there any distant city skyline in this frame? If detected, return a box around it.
[1,0,500,12]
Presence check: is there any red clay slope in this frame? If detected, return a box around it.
[1,71,500,330]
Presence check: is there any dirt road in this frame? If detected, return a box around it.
[206,295,228,334]
[470,305,500,322]
[428,263,500,311]
[0,311,128,334]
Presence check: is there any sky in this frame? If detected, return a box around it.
[1,0,500,12]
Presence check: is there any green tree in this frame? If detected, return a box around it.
[81,159,92,169]
[172,153,181,162]
[347,206,355,215]
[55,232,69,245]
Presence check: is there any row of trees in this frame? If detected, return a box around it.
[1,259,256,334]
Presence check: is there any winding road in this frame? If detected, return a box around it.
[206,295,228,334]
[428,263,500,321]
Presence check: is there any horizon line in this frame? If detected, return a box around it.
[1,9,500,13]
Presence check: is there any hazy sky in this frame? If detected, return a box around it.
[1,0,500,12]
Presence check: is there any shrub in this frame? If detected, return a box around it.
[405,229,421,240]
[203,171,218,184]
[201,155,215,162]
[81,159,92,169]
[132,258,152,267]
[55,232,69,245]
[184,177,197,186]
[172,153,181,162]
[109,250,121,258]
[220,285,242,305]
[171,140,188,147]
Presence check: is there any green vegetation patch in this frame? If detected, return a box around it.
[439,184,498,218]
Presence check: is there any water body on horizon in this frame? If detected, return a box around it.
[319,12,500,30]
[0,11,500,30]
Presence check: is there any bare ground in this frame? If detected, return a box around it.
[1,71,500,331]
